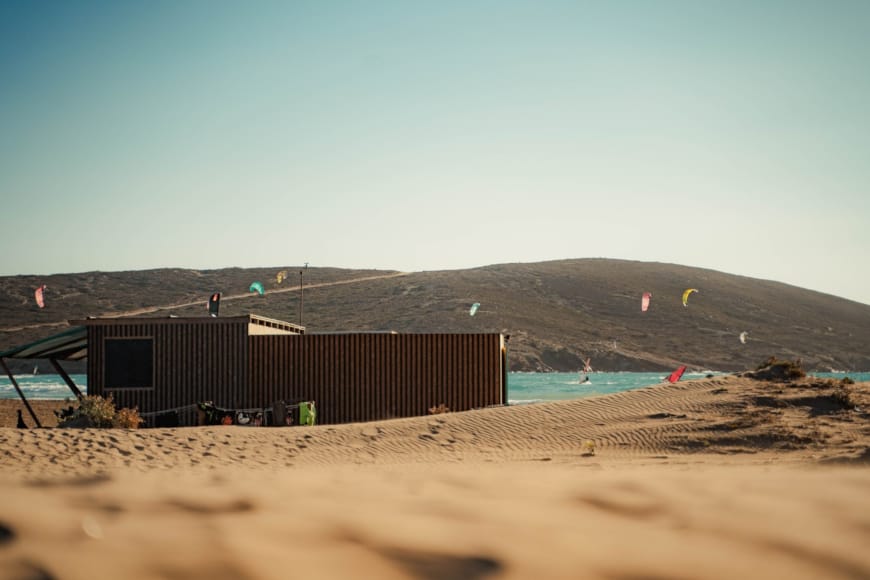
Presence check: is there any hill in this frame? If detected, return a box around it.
[2,259,869,373]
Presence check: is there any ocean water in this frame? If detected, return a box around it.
[508,371,689,404]
[0,374,88,400]
[507,371,870,404]
[3,372,868,403]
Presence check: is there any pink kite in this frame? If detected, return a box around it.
[34,285,46,308]
[666,365,687,383]
[641,292,652,312]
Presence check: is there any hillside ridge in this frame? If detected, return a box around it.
[2,259,868,373]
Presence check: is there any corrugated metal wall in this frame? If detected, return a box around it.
[87,320,249,417]
[85,321,504,426]
[249,334,505,424]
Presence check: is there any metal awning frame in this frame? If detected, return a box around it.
[1,326,88,428]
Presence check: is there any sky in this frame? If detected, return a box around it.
[1,1,868,304]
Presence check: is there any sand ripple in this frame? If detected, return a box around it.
[0,376,868,579]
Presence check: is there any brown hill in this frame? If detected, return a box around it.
[1,259,869,373]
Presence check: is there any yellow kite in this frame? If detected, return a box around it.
[682,288,698,307]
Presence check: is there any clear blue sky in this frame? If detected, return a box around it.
[2,1,868,304]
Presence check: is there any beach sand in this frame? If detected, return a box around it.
[1,375,868,579]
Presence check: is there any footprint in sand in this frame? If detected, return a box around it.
[1,560,54,580]
[166,497,255,515]
[0,521,15,545]
[361,426,382,440]
[28,473,112,488]
[378,547,502,580]
[575,485,668,520]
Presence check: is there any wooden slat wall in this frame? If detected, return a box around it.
[249,334,504,424]
[87,321,249,416]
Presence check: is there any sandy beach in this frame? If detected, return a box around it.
[1,375,868,579]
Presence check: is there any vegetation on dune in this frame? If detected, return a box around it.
[747,357,807,381]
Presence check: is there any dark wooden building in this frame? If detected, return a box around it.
[71,315,508,425]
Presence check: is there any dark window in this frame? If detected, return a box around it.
[105,338,153,388]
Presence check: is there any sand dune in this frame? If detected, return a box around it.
[1,376,868,579]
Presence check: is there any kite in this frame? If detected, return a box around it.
[739,331,748,344]
[34,285,46,308]
[469,302,480,316]
[276,270,288,285]
[682,288,698,307]
[666,365,687,383]
[208,292,221,317]
[583,358,593,373]
[641,292,652,312]
[249,281,265,295]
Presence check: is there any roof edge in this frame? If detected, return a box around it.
[69,314,304,332]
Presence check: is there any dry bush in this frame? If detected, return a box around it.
[113,407,144,429]
[57,395,143,429]
[748,357,806,381]
[831,387,855,410]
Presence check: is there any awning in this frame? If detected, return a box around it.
[0,326,87,361]
[1,326,88,425]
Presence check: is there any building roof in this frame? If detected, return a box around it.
[0,326,88,361]
[70,314,304,333]
[0,314,304,362]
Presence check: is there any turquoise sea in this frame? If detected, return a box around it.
[2,372,868,403]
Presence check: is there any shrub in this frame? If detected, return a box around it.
[56,395,143,429]
[74,395,117,428]
[113,407,144,429]
[748,357,806,381]
[832,387,855,410]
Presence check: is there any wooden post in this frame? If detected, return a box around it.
[49,358,84,400]
[1,357,43,428]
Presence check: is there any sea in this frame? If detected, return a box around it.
[3,372,868,404]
